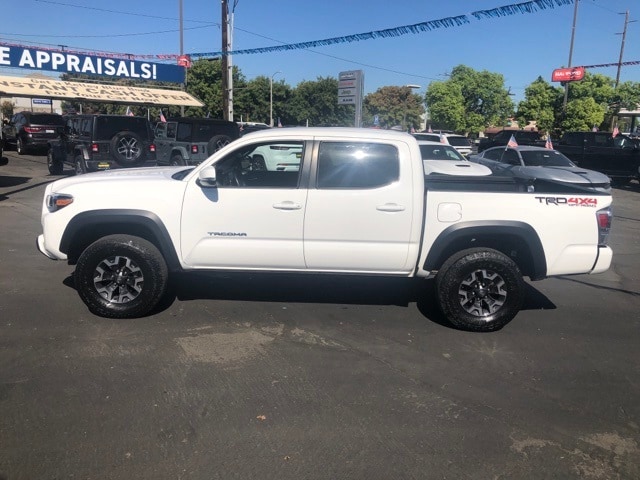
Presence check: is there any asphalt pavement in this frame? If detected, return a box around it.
[1,149,639,480]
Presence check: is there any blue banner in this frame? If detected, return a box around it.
[0,45,185,83]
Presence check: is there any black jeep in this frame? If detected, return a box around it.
[47,114,156,175]
[154,117,239,166]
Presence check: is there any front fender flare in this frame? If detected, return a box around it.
[59,209,181,271]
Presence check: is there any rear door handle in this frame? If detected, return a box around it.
[273,201,302,210]
[376,203,405,212]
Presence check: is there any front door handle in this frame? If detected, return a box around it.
[273,201,302,210]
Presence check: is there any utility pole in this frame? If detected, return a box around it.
[221,0,236,121]
[615,11,636,88]
[562,0,579,112]
[179,0,185,116]
[221,0,230,121]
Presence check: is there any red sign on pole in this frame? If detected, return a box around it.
[177,55,192,68]
[551,67,585,82]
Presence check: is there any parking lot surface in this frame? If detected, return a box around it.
[1,150,639,479]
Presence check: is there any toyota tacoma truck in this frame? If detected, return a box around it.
[37,128,613,332]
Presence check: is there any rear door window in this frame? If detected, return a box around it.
[317,142,399,189]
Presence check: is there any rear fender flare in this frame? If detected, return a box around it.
[423,221,547,280]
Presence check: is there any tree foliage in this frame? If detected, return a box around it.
[285,77,353,126]
[364,86,424,130]
[425,65,513,133]
[516,76,562,133]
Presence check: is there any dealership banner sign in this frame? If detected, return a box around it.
[0,45,186,83]
[0,75,204,107]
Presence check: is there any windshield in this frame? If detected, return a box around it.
[30,114,65,125]
[95,117,151,139]
[446,136,471,147]
[520,150,574,167]
[419,144,466,161]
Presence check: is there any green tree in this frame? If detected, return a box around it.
[1,100,15,120]
[364,86,424,130]
[425,65,513,133]
[286,76,352,126]
[560,97,607,131]
[516,76,563,133]
[234,76,292,125]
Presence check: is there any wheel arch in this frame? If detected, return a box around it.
[59,209,181,271]
[423,221,547,280]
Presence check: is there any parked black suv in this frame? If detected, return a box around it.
[2,111,65,155]
[47,115,156,175]
[478,130,544,152]
[154,117,239,166]
[555,131,640,184]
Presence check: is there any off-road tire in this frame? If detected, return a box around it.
[110,131,146,167]
[74,234,168,318]
[170,154,185,166]
[207,134,232,155]
[436,248,525,332]
[73,155,86,175]
[47,148,64,175]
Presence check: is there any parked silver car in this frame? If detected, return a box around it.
[469,145,611,193]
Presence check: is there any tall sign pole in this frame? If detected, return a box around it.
[338,70,364,127]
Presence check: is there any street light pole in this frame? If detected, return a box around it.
[270,71,281,127]
[403,84,421,131]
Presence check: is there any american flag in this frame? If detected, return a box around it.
[159,109,167,123]
[612,124,619,138]
[545,135,553,150]
[125,106,134,116]
[507,134,518,148]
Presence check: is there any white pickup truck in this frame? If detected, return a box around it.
[37,128,613,332]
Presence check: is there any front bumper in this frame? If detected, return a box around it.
[36,234,65,260]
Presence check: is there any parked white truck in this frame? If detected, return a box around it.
[37,128,613,331]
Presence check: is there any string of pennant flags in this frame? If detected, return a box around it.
[4,0,639,73]
[2,0,574,61]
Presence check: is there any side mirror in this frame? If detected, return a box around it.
[198,165,218,187]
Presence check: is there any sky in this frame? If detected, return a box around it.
[1,0,639,104]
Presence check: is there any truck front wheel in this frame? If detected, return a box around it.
[436,248,524,332]
[74,235,168,318]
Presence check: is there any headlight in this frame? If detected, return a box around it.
[46,193,74,212]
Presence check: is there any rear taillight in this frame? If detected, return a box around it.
[24,126,43,133]
[149,144,156,153]
[596,207,612,245]
[91,143,99,153]
[191,145,198,154]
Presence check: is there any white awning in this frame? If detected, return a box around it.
[0,75,204,107]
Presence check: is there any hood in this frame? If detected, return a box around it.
[49,166,193,191]
[517,166,611,184]
[423,160,492,176]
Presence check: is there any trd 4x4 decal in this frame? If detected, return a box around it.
[535,196,598,207]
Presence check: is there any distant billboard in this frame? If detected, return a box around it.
[551,67,585,82]
[0,44,186,83]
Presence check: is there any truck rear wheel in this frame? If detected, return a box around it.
[74,234,168,318]
[436,248,524,332]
